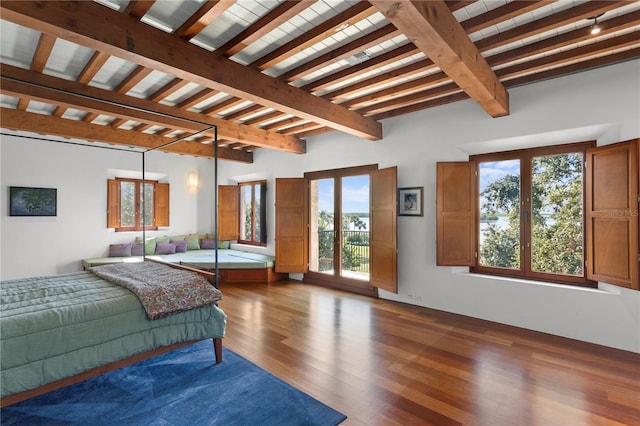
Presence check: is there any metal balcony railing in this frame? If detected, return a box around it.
[317,230,370,274]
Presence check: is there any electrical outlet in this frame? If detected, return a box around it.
[416,295,423,301]
[407,293,414,299]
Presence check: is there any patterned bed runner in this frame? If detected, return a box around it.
[88,262,222,319]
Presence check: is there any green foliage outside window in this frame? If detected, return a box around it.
[479,153,583,276]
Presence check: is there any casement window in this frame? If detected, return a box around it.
[437,139,638,290]
[217,181,267,247]
[239,181,267,246]
[107,178,169,231]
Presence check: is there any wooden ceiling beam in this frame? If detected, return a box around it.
[77,51,110,84]
[445,1,476,13]
[0,64,306,154]
[0,1,382,141]
[322,0,557,106]
[218,0,316,56]
[475,1,630,52]
[301,43,420,93]
[249,2,378,71]
[488,10,640,69]
[176,88,218,109]
[31,33,56,72]
[371,91,470,120]
[201,97,247,116]
[174,0,236,40]
[114,66,154,94]
[461,1,552,34]
[148,78,191,102]
[279,24,403,82]
[370,46,640,121]
[502,47,640,89]
[345,10,640,112]
[343,72,451,109]
[496,32,640,81]
[362,35,640,116]
[370,0,509,117]
[122,1,155,20]
[223,105,268,122]
[327,58,434,101]
[0,108,253,163]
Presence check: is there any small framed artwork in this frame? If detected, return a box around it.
[9,186,57,216]
[398,187,423,216]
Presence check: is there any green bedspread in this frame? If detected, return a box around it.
[82,249,275,269]
[0,270,226,397]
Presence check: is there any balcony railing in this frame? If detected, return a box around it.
[317,230,370,274]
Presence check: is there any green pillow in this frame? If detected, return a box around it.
[134,236,156,255]
[186,234,201,250]
[218,240,230,249]
[156,236,170,244]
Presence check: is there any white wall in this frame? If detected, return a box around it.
[219,59,640,353]
[1,61,637,352]
[0,138,215,279]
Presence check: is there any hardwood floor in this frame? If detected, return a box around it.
[218,280,639,425]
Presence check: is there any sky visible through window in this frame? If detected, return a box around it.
[479,160,519,193]
[316,175,370,214]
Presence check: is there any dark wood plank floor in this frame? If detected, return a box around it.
[218,281,640,425]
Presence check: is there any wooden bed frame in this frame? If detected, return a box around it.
[1,260,224,408]
[0,338,222,408]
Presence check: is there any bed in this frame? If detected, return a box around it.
[82,248,287,284]
[0,260,227,407]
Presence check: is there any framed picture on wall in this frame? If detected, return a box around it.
[398,187,423,216]
[9,186,57,216]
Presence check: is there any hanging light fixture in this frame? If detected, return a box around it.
[587,13,605,35]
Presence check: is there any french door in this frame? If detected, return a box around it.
[275,165,398,296]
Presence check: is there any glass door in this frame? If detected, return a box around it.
[340,175,370,281]
[309,178,335,274]
[307,165,375,291]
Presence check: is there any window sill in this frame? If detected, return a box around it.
[230,243,273,255]
[462,271,617,295]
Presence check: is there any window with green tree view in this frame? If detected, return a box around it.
[473,142,595,286]
[107,178,169,231]
[239,181,266,246]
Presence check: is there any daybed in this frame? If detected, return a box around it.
[83,237,287,284]
[0,260,226,407]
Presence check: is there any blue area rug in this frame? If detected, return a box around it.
[2,340,346,425]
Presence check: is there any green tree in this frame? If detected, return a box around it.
[531,153,583,275]
[480,173,520,268]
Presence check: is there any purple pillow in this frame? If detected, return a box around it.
[201,238,216,249]
[155,242,177,255]
[131,243,144,256]
[109,243,132,257]
[171,239,187,253]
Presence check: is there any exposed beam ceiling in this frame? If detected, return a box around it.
[1,64,306,155]
[0,0,637,163]
[0,0,382,141]
[370,0,509,117]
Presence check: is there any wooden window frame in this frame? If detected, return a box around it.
[470,141,596,287]
[438,139,638,291]
[238,180,267,247]
[107,178,168,232]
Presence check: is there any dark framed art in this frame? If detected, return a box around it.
[398,187,423,216]
[9,186,57,216]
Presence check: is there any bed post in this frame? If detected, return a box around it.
[213,338,223,363]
